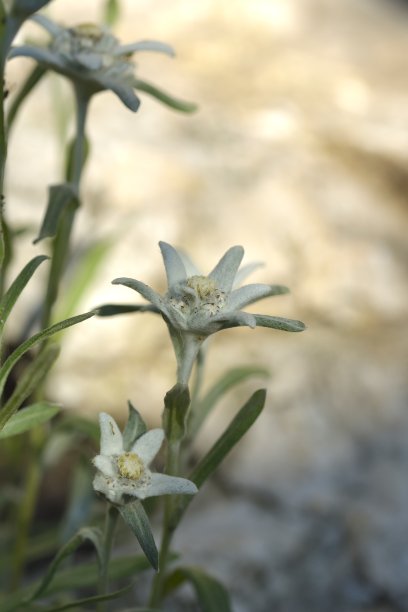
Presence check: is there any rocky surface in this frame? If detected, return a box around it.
[5,0,408,610]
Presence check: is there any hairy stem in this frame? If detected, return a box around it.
[148,439,180,607]
[41,87,89,328]
[98,504,119,612]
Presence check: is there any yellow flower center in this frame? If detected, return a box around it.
[72,23,104,41]
[117,452,144,480]
[187,276,218,299]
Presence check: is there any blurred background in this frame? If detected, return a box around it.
[5,0,408,610]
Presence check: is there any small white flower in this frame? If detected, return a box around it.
[112,242,305,383]
[92,412,197,505]
[8,14,180,111]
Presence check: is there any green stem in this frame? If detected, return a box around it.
[148,439,180,607]
[10,427,43,590]
[98,504,118,612]
[0,5,9,295]
[41,87,90,329]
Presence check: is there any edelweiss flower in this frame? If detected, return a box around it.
[112,241,305,384]
[8,14,177,111]
[93,412,197,505]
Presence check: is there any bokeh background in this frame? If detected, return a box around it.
[5,0,408,610]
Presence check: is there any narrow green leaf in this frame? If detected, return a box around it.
[26,526,103,602]
[0,343,60,430]
[172,389,266,527]
[0,555,153,611]
[253,314,306,332]
[191,389,266,488]
[188,365,269,437]
[0,402,60,439]
[55,239,112,321]
[46,554,151,595]
[119,500,158,571]
[33,183,79,244]
[95,303,160,317]
[7,64,47,133]
[134,79,198,113]
[103,0,121,26]
[0,255,48,334]
[122,401,147,451]
[40,581,134,612]
[0,310,94,412]
[164,566,232,612]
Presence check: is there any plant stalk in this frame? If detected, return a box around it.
[41,86,90,329]
[98,504,119,612]
[148,439,180,607]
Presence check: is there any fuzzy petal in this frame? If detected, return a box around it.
[93,454,116,478]
[208,245,244,292]
[212,310,257,330]
[96,77,140,111]
[93,473,122,504]
[159,242,187,289]
[233,262,264,288]
[99,412,123,455]
[116,40,175,57]
[228,284,289,310]
[178,250,201,277]
[131,428,164,465]
[111,278,164,311]
[253,314,306,332]
[142,473,198,497]
[30,13,65,37]
[8,45,67,72]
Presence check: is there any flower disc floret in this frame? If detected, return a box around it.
[117,452,144,480]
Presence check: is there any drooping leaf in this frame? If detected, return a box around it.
[0,255,48,334]
[7,64,47,132]
[0,343,60,429]
[0,402,60,439]
[134,78,198,113]
[0,310,94,414]
[95,303,160,317]
[188,365,269,437]
[119,500,158,571]
[33,183,79,244]
[164,566,232,612]
[26,526,103,602]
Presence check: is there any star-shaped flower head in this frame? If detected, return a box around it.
[93,412,197,505]
[8,14,195,112]
[112,242,305,384]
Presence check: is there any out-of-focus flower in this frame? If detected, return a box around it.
[93,412,197,505]
[8,14,196,112]
[113,241,305,383]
